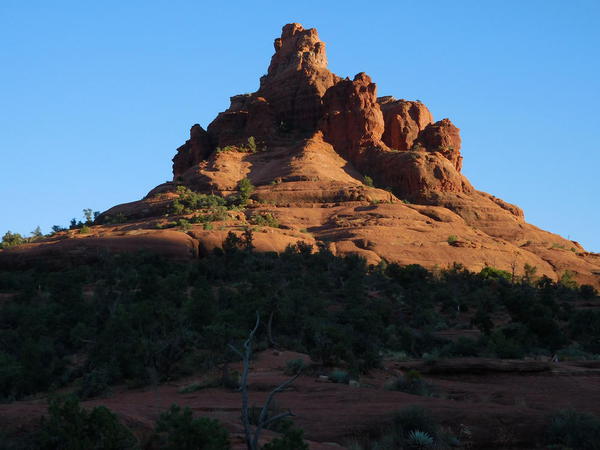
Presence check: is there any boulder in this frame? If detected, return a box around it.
[378,97,433,151]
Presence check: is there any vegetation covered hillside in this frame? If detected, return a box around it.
[1,235,598,402]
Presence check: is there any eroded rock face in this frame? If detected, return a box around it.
[207,95,276,148]
[172,125,213,178]
[417,118,463,171]
[257,23,340,132]
[378,97,433,151]
[321,72,385,157]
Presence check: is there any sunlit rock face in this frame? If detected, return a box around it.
[3,23,598,289]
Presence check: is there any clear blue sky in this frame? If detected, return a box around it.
[1,1,599,251]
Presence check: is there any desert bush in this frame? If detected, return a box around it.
[250,212,279,228]
[385,370,434,396]
[177,219,192,231]
[237,178,255,205]
[446,235,458,245]
[0,239,594,401]
[485,329,525,359]
[77,367,110,399]
[406,430,435,448]
[247,136,258,153]
[328,369,350,384]
[544,409,600,450]
[151,404,230,450]
[440,337,481,357]
[284,358,306,375]
[479,266,512,281]
[579,284,598,299]
[35,396,139,449]
[569,310,600,353]
[362,175,374,187]
[393,406,439,439]
[0,231,25,249]
[172,186,227,215]
[351,405,455,449]
[262,428,308,450]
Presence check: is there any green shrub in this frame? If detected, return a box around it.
[560,270,578,289]
[237,178,254,205]
[406,430,435,448]
[384,370,434,396]
[284,359,306,376]
[79,225,91,234]
[103,213,128,224]
[362,175,374,187]
[151,404,230,450]
[262,428,308,450]
[0,352,21,401]
[393,406,439,439]
[77,368,110,399]
[177,219,192,232]
[580,284,598,299]
[172,186,227,215]
[446,235,458,245]
[479,266,512,281]
[247,136,257,153]
[328,369,350,384]
[545,410,600,450]
[0,231,25,249]
[440,337,481,357]
[251,213,279,228]
[486,330,525,359]
[215,136,262,154]
[35,396,139,450]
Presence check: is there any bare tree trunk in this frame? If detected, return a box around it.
[229,312,301,450]
[267,310,277,349]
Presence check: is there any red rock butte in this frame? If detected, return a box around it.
[2,23,599,287]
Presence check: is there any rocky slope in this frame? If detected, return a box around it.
[2,23,599,287]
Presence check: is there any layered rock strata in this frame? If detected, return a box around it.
[3,23,599,288]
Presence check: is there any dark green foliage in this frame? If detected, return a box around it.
[580,284,598,299]
[151,404,230,450]
[385,370,434,396]
[328,369,350,384]
[35,396,139,450]
[545,410,600,450]
[354,405,455,449]
[362,175,374,187]
[0,231,25,249]
[0,239,595,400]
[77,368,110,399]
[479,266,512,281]
[172,186,227,215]
[215,136,263,154]
[237,178,255,205]
[441,337,481,357]
[103,213,128,224]
[393,406,439,439]
[284,359,306,375]
[262,429,308,450]
[569,310,600,353]
[250,213,279,228]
